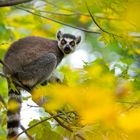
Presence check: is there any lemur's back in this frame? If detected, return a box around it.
[3,36,63,75]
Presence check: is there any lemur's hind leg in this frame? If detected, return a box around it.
[13,53,57,88]
[41,74,62,86]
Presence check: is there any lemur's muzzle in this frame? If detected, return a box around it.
[64,45,71,54]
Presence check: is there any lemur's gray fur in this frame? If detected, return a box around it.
[3,30,81,139]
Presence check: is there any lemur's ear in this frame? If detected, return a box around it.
[75,36,81,44]
[57,30,62,40]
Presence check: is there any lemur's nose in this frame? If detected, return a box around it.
[64,45,71,54]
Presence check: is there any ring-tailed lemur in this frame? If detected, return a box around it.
[3,30,81,139]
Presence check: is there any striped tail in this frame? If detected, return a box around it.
[7,86,22,139]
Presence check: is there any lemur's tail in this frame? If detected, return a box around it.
[7,85,22,139]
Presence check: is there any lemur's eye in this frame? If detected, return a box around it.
[61,39,66,45]
[70,41,75,47]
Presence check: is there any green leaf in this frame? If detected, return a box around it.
[28,119,63,140]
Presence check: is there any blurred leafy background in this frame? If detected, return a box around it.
[1,0,140,140]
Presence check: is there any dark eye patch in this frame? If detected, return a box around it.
[70,41,75,47]
[61,39,66,45]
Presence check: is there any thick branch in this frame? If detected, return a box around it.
[0,0,33,7]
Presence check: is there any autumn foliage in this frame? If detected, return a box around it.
[1,0,140,140]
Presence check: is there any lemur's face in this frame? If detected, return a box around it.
[57,31,81,55]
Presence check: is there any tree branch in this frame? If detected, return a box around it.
[13,113,63,139]
[0,0,33,7]
[20,6,84,17]
[45,0,77,14]
[54,117,85,140]
[0,42,9,46]
[0,72,7,79]
[0,59,13,74]
[84,1,123,38]
[20,125,34,140]
[22,6,119,21]
[15,6,101,34]
[48,112,85,140]
[0,94,7,109]
[27,104,39,108]
[117,101,140,105]
[122,104,135,113]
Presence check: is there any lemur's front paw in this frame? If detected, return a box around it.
[41,76,62,86]
[48,76,62,84]
[41,80,48,86]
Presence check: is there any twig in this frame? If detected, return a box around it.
[117,101,140,105]
[45,0,77,13]
[22,6,119,21]
[0,72,8,79]
[121,104,135,113]
[55,117,85,140]
[21,6,84,17]
[38,10,82,16]
[20,125,34,140]
[15,6,101,34]
[84,1,123,38]
[13,113,63,139]
[0,42,9,46]
[0,94,7,109]
[0,59,13,74]
[0,0,33,7]
[27,104,39,108]
[49,112,85,140]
